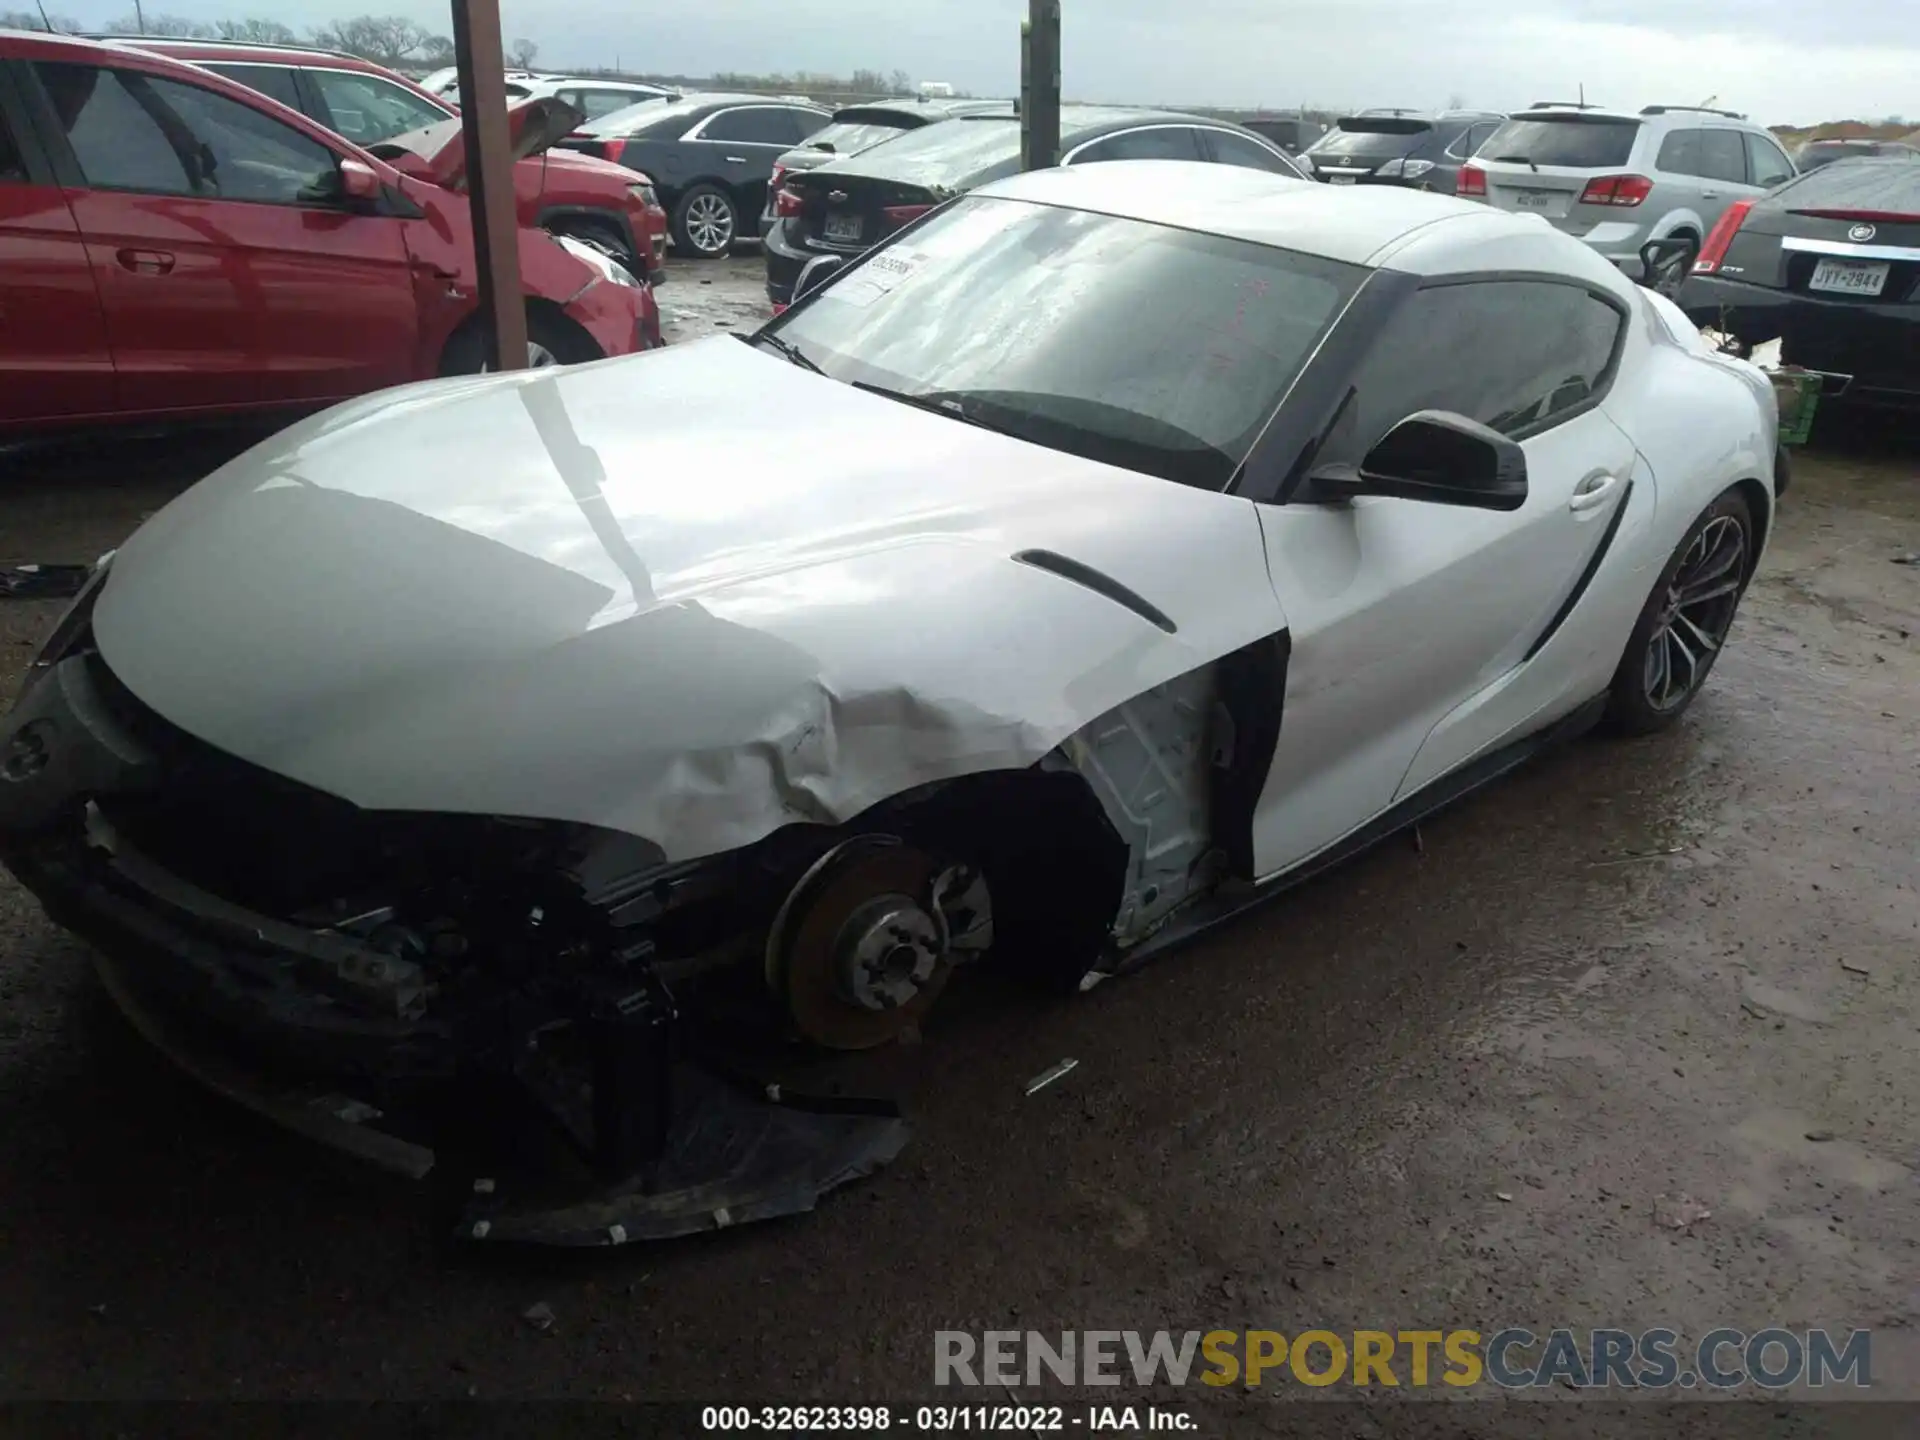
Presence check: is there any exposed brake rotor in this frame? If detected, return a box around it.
[767,838,972,1051]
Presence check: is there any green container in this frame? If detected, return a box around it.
[1771,369,1822,447]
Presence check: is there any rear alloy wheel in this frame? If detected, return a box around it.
[1605,489,1754,734]
[672,183,738,258]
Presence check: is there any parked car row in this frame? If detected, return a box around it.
[415,65,677,115]
[760,105,1310,305]
[558,91,835,257]
[0,28,660,435]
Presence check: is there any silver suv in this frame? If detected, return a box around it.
[1461,104,1798,283]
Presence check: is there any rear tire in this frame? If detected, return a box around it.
[1604,487,1754,735]
[671,183,738,258]
[438,306,603,376]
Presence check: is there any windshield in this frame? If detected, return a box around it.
[819,115,1022,185]
[802,119,910,155]
[764,196,1364,490]
[1308,120,1431,159]
[1479,116,1640,168]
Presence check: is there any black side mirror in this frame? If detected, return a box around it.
[792,253,845,304]
[1639,235,1698,292]
[1311,410,1528,511]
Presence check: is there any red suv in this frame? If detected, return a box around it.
[0,30,660,433]
[104,36,670,284]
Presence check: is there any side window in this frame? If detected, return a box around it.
[305,70,446,145]
[1454,122,1497,159]
[1205,129,1295,173]
[1077,126,1204,163]
[35,63,338,204]
[34,62,195,194]
[787,107,831,141]
[1655,129,1702,177]
[1323,281,1624,464]
[702,107,798,145]
[1698,129,1748,185]
[1745,132,1794,189]
[202,63,305,115]
[0,105,25,182]
[579,89,647,121]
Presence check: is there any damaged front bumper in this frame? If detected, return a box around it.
[0,645,907,1244]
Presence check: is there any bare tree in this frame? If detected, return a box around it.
[507,37,539,69]
[104,11,213,35]
[0,8,79,27]
[888,68,912,95]
[1447,92,1468,110]
[308,14,452,68]
[214,18,299,44]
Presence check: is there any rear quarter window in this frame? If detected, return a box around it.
[1481,116,1641,168]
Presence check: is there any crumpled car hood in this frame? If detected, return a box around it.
[93,338,1284,861]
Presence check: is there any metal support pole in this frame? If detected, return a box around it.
[450,0,527,371]
[1020,0,1061,171]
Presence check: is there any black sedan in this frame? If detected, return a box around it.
[1299,109,1504,194]
[758,98,1010,239]
[763,106,1308,306]
[1679,157,1920,410]
[559,93,832,257]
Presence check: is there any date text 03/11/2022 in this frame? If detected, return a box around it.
[701,1405,1196,1432]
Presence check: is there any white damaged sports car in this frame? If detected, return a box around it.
[1,162,1779,1242]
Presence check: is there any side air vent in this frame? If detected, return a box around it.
[1012,549,1178,635]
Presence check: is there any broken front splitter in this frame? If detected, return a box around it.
[90,942,908,1248]
[463,1070,909,1246]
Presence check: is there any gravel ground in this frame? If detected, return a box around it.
[2,258,1917,1426]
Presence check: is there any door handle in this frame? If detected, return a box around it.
[116,248,176,275]
[1701,189,1721,200]
[1570,470,1625,513]
[724,154,747,164]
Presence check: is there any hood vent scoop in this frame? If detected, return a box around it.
[1012,549,1178,635]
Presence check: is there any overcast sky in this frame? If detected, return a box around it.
[149,1,1918,126]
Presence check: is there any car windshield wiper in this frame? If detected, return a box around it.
[1493,153,1539,172]
[848,381,1005,434]
[752,332,824,374]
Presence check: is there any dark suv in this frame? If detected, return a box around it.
[1300,109,1504,194]
[559,92,831,258]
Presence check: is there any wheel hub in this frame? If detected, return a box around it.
[766,839,987,1050]
[834,897,944,1012]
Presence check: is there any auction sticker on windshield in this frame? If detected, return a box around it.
[826,248,931,308]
